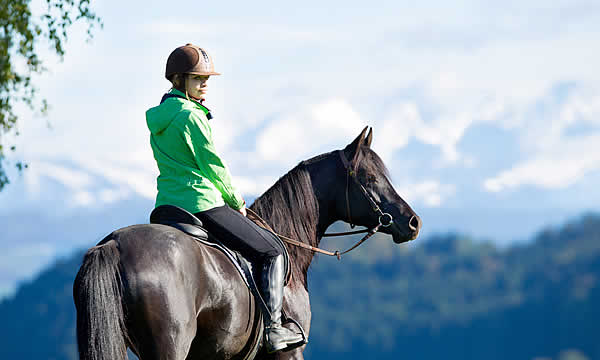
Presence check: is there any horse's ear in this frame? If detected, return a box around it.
[364,127,373,148]
[344,126,369,162]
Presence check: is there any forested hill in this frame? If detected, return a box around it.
[1,214,600,360]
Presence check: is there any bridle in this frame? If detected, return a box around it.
[247,149,394,260]
[337,149,394,232]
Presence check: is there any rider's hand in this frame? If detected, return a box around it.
[238,206,247,217]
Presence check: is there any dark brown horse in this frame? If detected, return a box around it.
[73,127,421,360]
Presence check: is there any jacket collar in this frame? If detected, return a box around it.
[167,89,212,119]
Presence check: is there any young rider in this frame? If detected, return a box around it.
[145,44,303,353]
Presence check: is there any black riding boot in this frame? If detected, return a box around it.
[260,255,304,353]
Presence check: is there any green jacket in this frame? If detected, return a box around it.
[146,89,245,213]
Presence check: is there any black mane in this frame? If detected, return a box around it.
[249,161,319,285]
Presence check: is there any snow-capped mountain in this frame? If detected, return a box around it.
[0,156,156,298]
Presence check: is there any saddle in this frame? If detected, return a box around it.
[149,205,306,355]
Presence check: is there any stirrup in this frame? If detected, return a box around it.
[265,324,305,353]
[281,316,308,351]
[264,318,307,353]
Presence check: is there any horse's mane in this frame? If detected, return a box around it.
[249,157,322,284]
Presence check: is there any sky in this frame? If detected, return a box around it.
[0,0,599,298]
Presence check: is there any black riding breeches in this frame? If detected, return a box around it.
[194,205,284,264]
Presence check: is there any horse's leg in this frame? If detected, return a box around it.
[117,230,201,360]
[281,282,311,359]
[185,247,258,359]
[125,282,197,360]
[255,283,311,360]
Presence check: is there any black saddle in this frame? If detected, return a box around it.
[150,204,208,239]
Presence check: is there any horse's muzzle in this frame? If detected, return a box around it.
[392,215,421,243]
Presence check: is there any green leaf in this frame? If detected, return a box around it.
[0,0,101,190]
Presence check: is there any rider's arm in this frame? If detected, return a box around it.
[182,110,246,211]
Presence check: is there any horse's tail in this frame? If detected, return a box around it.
[73,239,128,360]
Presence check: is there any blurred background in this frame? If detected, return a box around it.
[0,0,599,359]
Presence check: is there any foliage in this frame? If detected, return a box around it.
[0,0,101,190]
[0,251,83,359]
[306,213,600,359]
[1,214,600,359]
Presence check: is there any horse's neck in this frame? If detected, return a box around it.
[308,161,341,242]
[287,161,340,282]
[251,157,340,287]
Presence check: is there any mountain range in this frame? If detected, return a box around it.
[0,156,589,299]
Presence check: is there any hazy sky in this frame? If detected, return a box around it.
[0,0,599,297]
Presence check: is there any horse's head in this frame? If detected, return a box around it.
[337,126,421,243]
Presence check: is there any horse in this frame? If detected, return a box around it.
[73,126,421,360]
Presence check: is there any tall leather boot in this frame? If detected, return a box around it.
[260,254,304,353]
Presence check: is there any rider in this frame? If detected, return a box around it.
[145,44,303,353]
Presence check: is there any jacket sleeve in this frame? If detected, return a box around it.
[181,110,245,210]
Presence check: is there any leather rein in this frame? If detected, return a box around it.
[247,150,393,260]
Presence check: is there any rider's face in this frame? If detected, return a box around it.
[186,74,210,101]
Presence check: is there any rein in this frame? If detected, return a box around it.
[247,208,376,260]
[246,150,394,260]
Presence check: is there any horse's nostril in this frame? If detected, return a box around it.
[409,216,420,231]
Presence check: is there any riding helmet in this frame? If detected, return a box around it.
[165,44,221,79]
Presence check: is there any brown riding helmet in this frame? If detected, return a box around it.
[165,44,221,80]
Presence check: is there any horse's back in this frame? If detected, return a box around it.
[104,223,259,359]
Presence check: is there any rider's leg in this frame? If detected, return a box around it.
[194,205,283,263]
[194,206,303,353]
[260,254,304,353]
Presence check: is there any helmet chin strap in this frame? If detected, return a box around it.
[184,76,191,101]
